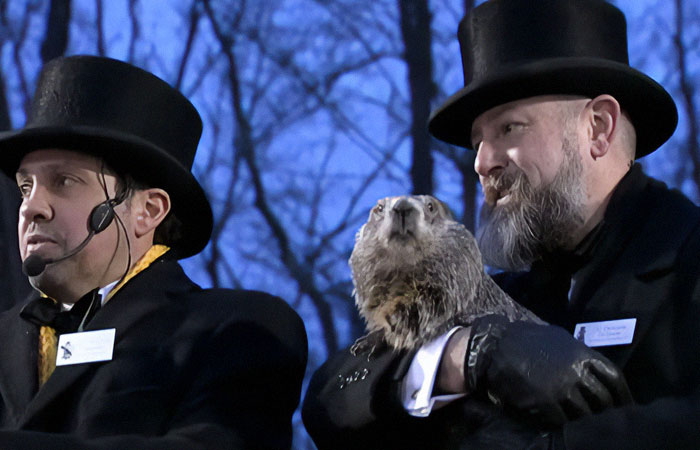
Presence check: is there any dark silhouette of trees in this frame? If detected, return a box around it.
[399,0,436,195]
[673,0,699,198]
[41,0,71,62]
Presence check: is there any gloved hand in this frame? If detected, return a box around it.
[465,315,633,428]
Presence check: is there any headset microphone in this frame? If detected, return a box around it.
[22,199,117,277]
[21,254,49,277]
[22,231,96,276]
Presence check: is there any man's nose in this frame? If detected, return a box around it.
[474,140,508,178]
[19,185,53,223]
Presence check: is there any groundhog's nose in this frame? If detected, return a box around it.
[391,198,415,234]
[392,198,413,215]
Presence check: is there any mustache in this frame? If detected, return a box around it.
[482,170,528,206]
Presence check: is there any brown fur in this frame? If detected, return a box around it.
[350,195,542,353]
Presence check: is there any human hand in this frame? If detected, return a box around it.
[465,315,632,428]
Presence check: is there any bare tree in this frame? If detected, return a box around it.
[673,0,700,197]
[126,0,140,63]
[95,0,105,56]
[431,0,479,229]
[0,2,53,310]
[174,3,200,91]
[202,0,341,352]
[41,0,71,63]
[399,0,435,195]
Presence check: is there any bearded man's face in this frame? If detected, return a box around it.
[471,96,587,271]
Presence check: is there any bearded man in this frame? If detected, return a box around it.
[0,55,307,449]
[302,1,700,449]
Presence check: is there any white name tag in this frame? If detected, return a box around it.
[573,319,636,347]
[56,328,116,366]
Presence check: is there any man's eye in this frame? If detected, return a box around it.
[504,123,525,134]
[18,183,31,196]
[56,175,77,187]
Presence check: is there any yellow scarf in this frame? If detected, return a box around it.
[37,245,170,386]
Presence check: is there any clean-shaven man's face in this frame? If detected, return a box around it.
[16,149,132,303]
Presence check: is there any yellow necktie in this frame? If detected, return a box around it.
[38,325,58,387]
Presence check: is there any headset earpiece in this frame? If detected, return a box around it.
[24,196,121,277]
[89,201,116,233]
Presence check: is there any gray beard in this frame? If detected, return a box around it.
[476,137,586,272]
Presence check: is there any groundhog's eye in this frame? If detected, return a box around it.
[427,202,434,212]
[375,204,384,214]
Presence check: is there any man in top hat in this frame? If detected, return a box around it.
[0,55,307,449]
[303,0,700,448]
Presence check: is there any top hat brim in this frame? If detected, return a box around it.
[0,126,212,259]
[428,57,678,158]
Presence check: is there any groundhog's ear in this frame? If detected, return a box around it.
[435,198,454,220]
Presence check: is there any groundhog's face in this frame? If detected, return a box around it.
[351,195,454,268]
[350,195,489,340]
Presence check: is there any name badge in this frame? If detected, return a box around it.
[56,328,116,366]
[573,319,636,348]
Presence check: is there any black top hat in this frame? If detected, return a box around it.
[428,0,677,158]
[0,55,212,258]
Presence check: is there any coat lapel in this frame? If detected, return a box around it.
[18,258,195,429]
[568,171,700,369]
[0,301,39,424]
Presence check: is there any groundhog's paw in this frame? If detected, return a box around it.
[350,331,384,358]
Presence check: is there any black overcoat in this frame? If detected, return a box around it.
[0,256,308,449]
[303,166,700,449]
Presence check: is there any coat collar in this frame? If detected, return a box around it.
[568,164,698,303]
[101,244,170,304]
[598,164,700,277]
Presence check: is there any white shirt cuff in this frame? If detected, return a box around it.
[401,327,466,417]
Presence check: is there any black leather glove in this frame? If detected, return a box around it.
[466,315,633,428]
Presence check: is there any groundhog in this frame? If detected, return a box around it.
[350,195,542,354]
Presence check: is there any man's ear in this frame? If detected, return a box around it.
[133,188,171,238]
[585,94,621,160]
